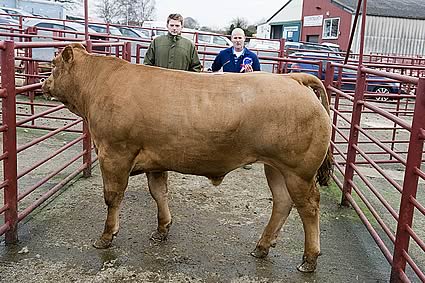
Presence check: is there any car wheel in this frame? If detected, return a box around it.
[374,87,390,102]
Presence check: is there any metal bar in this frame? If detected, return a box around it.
[16,104,65,126]
[332,125,349,142]
[18,151,85,203]
[136,44,141,64]
[0,222,10,237]
[0,202,9,214]
[1,41,18,244]
[345,184,394,264]
[351,159,400,219]
[15,83,42,94]
[17,119,81,154]
[354,125,407,167]
[409,196,425,216]
[391,78,425,282]
[18,124,82,134]
[82,40,93,178]
[18,163,86,221]
[402,250,425,282]
[405,225,425,253]
[341,62,367,206]
[361,102,412,131]
[0,88,6,98]
[351,164,397,243]
[414,167,425,180]
[17,135,83,182]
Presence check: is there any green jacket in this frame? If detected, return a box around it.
[144,33,202,72]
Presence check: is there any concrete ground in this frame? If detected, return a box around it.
[0,164,390,282]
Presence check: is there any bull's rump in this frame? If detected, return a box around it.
[88,65,330,175]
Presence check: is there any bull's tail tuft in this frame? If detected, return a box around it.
[288,73,333,186]
[316,147,333,186]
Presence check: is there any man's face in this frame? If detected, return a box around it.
[167,19,183,35]
[231,33,245,51]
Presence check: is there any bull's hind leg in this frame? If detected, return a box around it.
[285,172,321,273]
[252,164,294,258]
[93,152,132,249]
[146,171,172,241]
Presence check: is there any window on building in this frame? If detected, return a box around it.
[306,35,319,43]
[323,18,340,39]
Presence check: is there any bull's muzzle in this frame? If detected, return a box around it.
[41,78,52,99]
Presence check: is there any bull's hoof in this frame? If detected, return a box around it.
[93,238,112,249]
[296,256,317,273]
[250,246,269,258]
[150,230,169,242]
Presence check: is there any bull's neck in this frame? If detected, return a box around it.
[67,55,100,118]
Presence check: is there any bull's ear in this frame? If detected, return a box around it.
[62,46,74,64]
[70,43,86,50]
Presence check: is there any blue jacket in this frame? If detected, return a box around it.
[211,47,261,73]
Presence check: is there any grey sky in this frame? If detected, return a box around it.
[154,0,286,28]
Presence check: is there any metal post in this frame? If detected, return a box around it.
[82,41,92,177]
[277,38,285,73]
[84,0,89,41]
[341,0,368,206]
[324,62,337,152]
[2,41,18,244]
[390,78,425,282]
[125,42,132,61]
[136,44,141,64]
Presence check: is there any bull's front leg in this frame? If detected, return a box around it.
[146,171,172,241]
[93,153,132,249]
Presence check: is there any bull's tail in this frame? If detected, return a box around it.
[288,73,333,186]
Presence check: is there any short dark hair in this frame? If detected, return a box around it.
[167,13,184,25]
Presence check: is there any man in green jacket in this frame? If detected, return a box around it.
[144,14,202,72]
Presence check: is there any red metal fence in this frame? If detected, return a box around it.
[326,62,425,282]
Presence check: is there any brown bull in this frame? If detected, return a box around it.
[42,43,332,273]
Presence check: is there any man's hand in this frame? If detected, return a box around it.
[240,64,254,73]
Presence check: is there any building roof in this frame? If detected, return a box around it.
[266,0,293,23]
[332,0,425,20]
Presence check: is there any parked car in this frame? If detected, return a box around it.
[0,7,19,25]
[247,39,281,50]
[24,18,95,36]
[0,15,19,25]
[195,31,232,46]
[23,18,95,61]
[285,41,334,54]
[0,6,33,22]
[118,26,150,39]
[288,51,404,101]
[88,23,122,37]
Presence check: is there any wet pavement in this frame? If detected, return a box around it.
[0,164,389,282]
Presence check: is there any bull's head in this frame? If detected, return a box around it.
[42,43,86,105]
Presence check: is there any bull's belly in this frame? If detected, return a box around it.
[131,148,255,177]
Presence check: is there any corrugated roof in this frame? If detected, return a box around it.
[332,0,425,20]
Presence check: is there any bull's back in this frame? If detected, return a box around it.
[88,65,330,171]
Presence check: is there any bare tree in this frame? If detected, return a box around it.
[184,17,200,29]
[134,0,155,25]
[226,17,253,36]
[115,0,155,25]
[95,0,120,23]
[53,0,82,10]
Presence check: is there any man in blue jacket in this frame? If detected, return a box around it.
[211,28,261,73]
[212,28,260,170]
